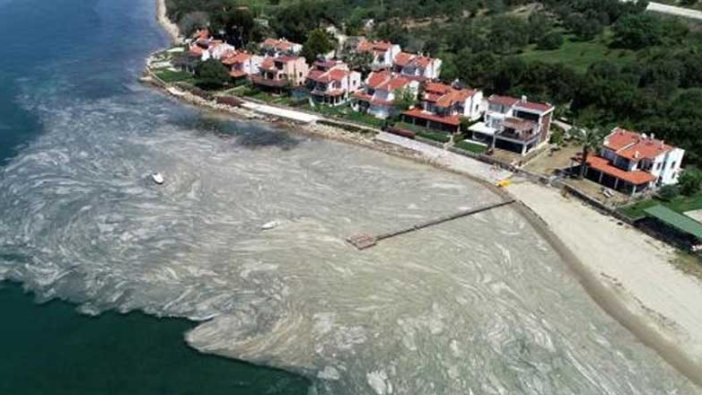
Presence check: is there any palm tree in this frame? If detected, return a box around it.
[575,127,606,179]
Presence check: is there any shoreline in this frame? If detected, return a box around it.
[155,0,181,44]
[150,3,702,389]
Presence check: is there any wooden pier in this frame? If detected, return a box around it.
[347,199,515,250]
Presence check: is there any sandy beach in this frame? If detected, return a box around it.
[510,180,702,384]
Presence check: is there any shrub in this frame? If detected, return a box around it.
[679,168,702,196]
[657,184,680,201]
[537,32,564,50]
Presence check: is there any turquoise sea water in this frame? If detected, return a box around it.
[0,282,309,395]
[0,0,309,392]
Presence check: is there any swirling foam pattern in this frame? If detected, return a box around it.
[0,91,699,395]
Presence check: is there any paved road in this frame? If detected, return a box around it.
[647,1,702,20]
[623,0,702,21]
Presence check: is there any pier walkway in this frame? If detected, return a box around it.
[347,199,515,249]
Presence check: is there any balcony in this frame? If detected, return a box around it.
[251,74,289,88]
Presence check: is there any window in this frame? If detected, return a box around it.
[670,161,676,169]
[656,162,662,170]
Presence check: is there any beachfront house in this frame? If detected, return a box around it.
[221,51,263,81]
[260,38,302,57]
[392,52,442,80]
[187,29,236,62]
[305,60,361,106]
[573,127,685,196]
[356,39,401,70]
[469,95,554,156]
[251,56,309,93]
[351,70,419,119]
[402,82,483,133]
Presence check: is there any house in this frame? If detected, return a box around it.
[352,70,419,119]
[221,51,263,81]
[392,52,442,80]
[574,127,685,196]
[402,82,484,133]
[187,29,236,61]
[356,39,401,69]
[250,55,309,93]
[305,60,361,106]
[469,95,554,155]
[260,38,302,57]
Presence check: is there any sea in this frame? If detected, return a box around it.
[0,0,700,394]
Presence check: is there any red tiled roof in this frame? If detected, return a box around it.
[260,57,275,70]
[423,83,476,108]
[605,127,674,161]
[394,52,413,67]
[403,108,460,126]
[514,100,553,113]
[585,155,656,185]
[357,39,394,53]
[327,69,348,81]
[488,95,520,107]
[414,56,433,68]
[221,52,251,65]
[366,70,391,88]
[275,55,301,63]
[262,38,299,51]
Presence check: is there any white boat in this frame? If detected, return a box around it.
[151,172,164,185]
[261,220,280,230]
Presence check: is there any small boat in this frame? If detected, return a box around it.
[151,172,164,185]
[261,220,280,230]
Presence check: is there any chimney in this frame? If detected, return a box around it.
[521,95,527,103]
[651,133,655,140]
[634,151,640,159]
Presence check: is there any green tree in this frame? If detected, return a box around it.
[301,29,335,64]
[195,59,230,89]
[612,13,664,50]
[393,87,416,112]
[537,31,564,50]
[575,127,606,179]
[679,168,702,196]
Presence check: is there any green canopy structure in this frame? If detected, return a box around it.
[643,205,702,241]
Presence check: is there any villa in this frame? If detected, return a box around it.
[251,56,309,93]
[351,70,419,119]
[356,39,401,70]
[305,60,361,106]
[402,82,484,133]
[470,95,554,155]
[392,52,442,80]
[574,127,685,196]
[188,29,235,62]
[260,38,302,57]
[221,51,263,81]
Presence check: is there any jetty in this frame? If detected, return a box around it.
[347,199,515,250]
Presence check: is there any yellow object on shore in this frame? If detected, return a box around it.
[496,179,512,188]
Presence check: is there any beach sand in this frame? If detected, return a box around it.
[509,180,702,384]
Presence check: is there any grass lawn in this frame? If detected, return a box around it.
[153,69,194,83]
[619,193,702,221]
[393,122,451,143]
[519,31,636,73]
[455,140,487,154]
[304,104,386,128]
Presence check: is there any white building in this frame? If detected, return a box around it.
[260,38,303,57]
[356,39,401,69]
[402,82,483,133]
[305,60,361,106]
[576,127,685,195]
[470,95,554,156]
[352,70,419,119]
[392,52,442,80]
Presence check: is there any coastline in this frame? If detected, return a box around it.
[155,0,181,44]
[150,3,702,389]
